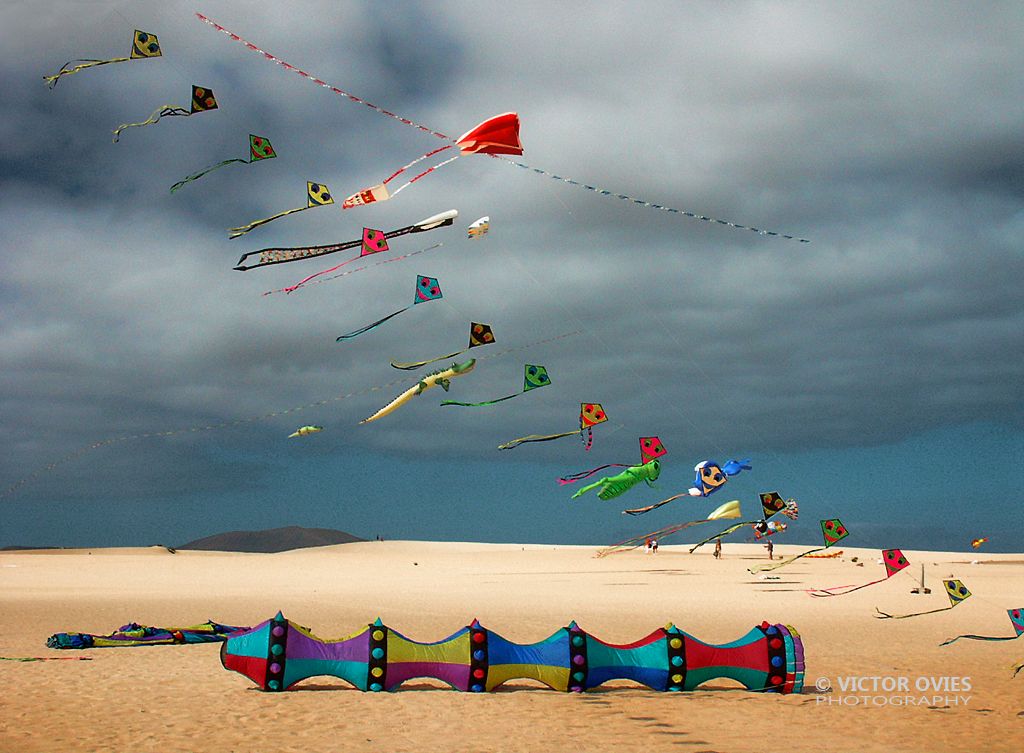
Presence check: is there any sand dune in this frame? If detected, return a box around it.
[2,542,1021,752]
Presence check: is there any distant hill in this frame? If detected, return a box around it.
[179,525,365,553]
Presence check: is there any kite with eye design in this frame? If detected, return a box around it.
[113,85,218,143]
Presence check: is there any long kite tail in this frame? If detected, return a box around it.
[497,430,582,450]
[748,546,825,574]
[558,464,629,486]
[44,57,129,88]
[336,307,410,342]
[687,521,752,552]
[621,492,689,516]
[195,13,810,244]
[170,158,247,192]
[1012,660,1024,678]
[229,206,309,239]
[940,633,1021,646]
[874,606,955,620]
[262,243,444,295]
[597,517,715,558]
[440,393,520,407]
[390,349,465,371]
[806,578,887,597]
[112,105,189,142]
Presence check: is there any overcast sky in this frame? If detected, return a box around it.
[2,1,1021,550]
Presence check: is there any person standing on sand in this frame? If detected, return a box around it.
[766,540,774,560]
[714,539,722,559]
[651,538,658,555]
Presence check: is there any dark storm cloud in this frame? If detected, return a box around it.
[1,0,1022,536]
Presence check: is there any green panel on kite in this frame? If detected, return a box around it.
[360,228,389,256]
[759,491,786,520]
[820,519,848,547]
[249,134,276,161]
[190,85,218,113]
[639,436,667,464]
[944,579,971,607]
[882,549,910,579]
[523,365,550,391]
[306,181,334,207]
[469,323,495,348]
[414,275,442,304]
[131,30,162,59]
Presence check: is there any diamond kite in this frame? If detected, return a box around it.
[44,30,161,88]
[112,85,217,143]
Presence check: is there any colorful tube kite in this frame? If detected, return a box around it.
[222,613,805,694]
[336,275,442,342]
[234,209,457,271]
[875,579,973,620]
[44,30,161,88]
[112,85,217,143]
[941,608,1024,645]
[498,402,609,450]
[440,364,550,406]
[390,322,495,370]
[361,359,477,424]
[807,549,910,597]
[748,518,849,573]
[170,134,276,192]
[229,181,334,238]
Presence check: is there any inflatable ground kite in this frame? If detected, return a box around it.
[222,613,805,693]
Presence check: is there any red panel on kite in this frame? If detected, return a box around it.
[639,437,667,464]
[456,112,523,155]
[361,228,389,256]
[580,403,607,429]
[882,549,910,579]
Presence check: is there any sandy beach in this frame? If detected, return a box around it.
[2,541,1021,752]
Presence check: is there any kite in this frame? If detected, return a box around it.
[971,537,989,549]
[597,499,742,557]
[687,459,751,497]
[288,425,322,438]
[687,491,798,550]
[561,437,666,490]
[941,608,1024,645]
[43,29,161,88]
[468,217,490,239]
[233,209,457,272]
[170,134,276,193]
[229,181,334,238]
[441,364,550,406]
[806,549,911,597]
[282,227,394,292]
[222,612,805,694]
[875,579,973,620]
[336,275,442,342]
[47,620,244,648]
[753,521,788,540]
[498,402,609,451]
[391,322,495,370]
[360,359,477,424]
[748,518,848,573]
[571,460,661,502]
[340,114,523,210]
[112,85,217,143]
[196,13,810,242]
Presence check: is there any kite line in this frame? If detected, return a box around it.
[194,13,809,243]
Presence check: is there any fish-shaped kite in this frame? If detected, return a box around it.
[440,364,550,406]
[229,181,333,238]
[597,499,742,558]
[687,491,798,550]
[234,209,457,272]
[561,437,666,490]
[875,579,972,620]
[361,360,477,424]
[44,30,161,88]
[807,549,911,597]
[336,275,442,342]
[390,322,495,370]
[941,607,1024,645]
[113,85,217,143]
[467,217,490,239]
[341,114,523,209]
[498,402,609,451]
[749,518,849,573]
[971,537,989,549]
[171,134,276,193]
[288,425,323,438]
